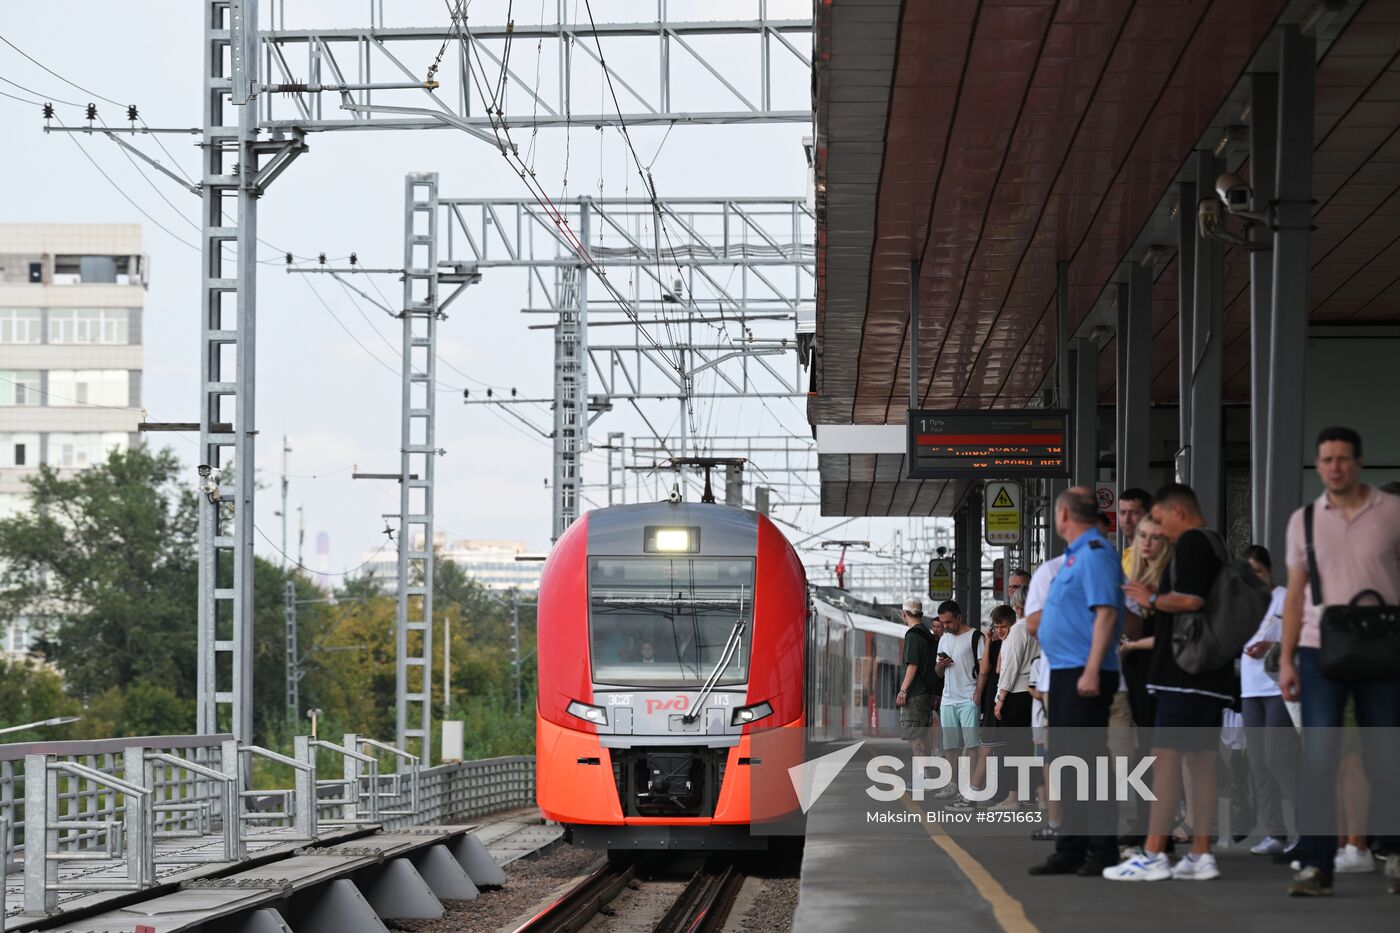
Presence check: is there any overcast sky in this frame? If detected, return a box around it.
[0,1,940,596]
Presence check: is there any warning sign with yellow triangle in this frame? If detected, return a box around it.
[928,558,954,600]
[984,481,1022,546]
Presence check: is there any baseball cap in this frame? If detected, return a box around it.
[902,597,923,616]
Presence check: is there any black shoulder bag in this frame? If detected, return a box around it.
[1305,503,1400,681]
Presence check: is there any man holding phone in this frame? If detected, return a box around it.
[935,600,984,806]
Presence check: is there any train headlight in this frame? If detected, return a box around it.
[731,701,773,727]
[566,700,609,726]
[644,525,699,553]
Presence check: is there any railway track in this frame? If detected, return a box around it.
[512,858,746,933]
[653,861,746,933]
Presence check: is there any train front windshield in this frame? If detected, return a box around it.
[588,557,754,687]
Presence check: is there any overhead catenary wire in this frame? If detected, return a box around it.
[323,266,533,399]
[439,0,684,374]
[7,34,330,266]
[254,521,393,577]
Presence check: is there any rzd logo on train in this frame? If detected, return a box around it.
[645,695,690,715]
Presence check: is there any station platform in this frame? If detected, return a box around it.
[793,740,1397,932]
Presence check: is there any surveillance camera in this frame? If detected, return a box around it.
[668,484,683,504]
[1197,195,1258,250]
[197,464,212,478]
[1215,172,1252,212]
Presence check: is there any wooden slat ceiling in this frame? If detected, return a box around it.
[1092,0,1400,404]
[812,0,1400,515]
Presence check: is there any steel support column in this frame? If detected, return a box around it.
[1116,279,1129,496]
[1050,261,1071,555]
[1249,70,1279,545]
[961,487,983,633]
[285,579,298,724]
[551,204,590,541]
[397,173,439,763]
[1123,261,1153,492]
[197,0,257,743]
[1072,337,1097,489]
[1266,26,1314,562]
[909,257,920,411]
[606,431,625,505]
[1191,151,1226,528]
[1176,180,1196,483]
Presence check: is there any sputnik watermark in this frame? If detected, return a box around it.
[866,755,1157,803]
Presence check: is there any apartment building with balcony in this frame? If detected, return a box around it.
[0,223,145,659]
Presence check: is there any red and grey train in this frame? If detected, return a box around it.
[535,500,910,850]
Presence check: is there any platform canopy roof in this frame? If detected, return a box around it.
[810,0,1400,516]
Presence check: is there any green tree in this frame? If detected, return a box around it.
[0,446,198,699]
[0,659,83,741]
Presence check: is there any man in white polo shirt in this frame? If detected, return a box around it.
[1278,426,1400,897]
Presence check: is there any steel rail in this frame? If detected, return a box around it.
[511,859,636,933]
[653,861,746,933]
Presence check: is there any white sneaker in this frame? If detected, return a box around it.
[1334,844,1376,874]
[1171,853,1220,881]
[1103,850,1172,882]
[1250,836,1286,856]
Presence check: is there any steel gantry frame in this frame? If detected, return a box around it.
[46,2,810,749]
[255,1,811,133]
[447,194,814,537]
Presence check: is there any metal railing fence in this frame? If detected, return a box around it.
[2,733,536,919]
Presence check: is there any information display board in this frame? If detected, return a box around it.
[907,410,1071,479]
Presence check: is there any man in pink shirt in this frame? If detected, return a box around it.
[1278,426,1400,897]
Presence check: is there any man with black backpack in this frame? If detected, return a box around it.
[896,597,938,759]
[1106,483,1244,883]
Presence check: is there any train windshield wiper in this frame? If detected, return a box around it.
[683,587,746,723]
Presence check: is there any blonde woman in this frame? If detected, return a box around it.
[1116,517,1172,851]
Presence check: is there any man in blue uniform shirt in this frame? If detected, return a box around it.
[1027,486,1124,877]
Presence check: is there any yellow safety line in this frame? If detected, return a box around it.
[900,794,1040,933]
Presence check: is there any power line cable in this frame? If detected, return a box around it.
[0,32,125,106]
[53,115,203,252]
[0,374,146,415]
[0,74,79,105]
[0,86,41,106]
[254,522,393,577]
[298,275,402,378]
